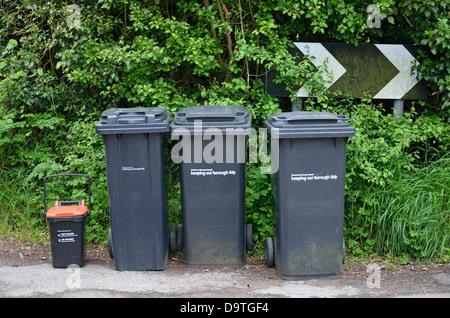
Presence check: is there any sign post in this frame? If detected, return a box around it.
[266,43,428,117]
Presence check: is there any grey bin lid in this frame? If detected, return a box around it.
[95,107,171,135]
[264,111,355,138]
[171,105,252,135]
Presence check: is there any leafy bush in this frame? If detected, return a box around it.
[245,163,273,251]
[0,1,449,260]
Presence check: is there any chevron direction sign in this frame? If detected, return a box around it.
[266,43,428,100]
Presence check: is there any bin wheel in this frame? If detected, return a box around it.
[107,228,114,258]
[246,224,253,252]
[177,224,183,252]
[342,241,346,264]
[169,226,177,254]
[265,237,274,267]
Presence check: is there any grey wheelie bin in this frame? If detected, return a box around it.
[264,111,355,279]
[95,107,171,271]
[171,105,253,267]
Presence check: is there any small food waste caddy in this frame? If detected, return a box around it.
[44,174,91,268]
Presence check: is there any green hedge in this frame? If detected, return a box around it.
[1,0,449,260]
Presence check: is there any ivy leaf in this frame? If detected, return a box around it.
[6,39,18,50]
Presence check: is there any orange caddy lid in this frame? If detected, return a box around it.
[46,200,89,218]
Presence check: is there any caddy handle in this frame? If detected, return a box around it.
[43,174,91,216]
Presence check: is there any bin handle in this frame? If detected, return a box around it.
[43,174,91,216]
[106,110,156,124]
[272,114,348,125]
[175,115,248,124]
[177,110,247,123]
[185,116,236,122]
[58,200,83,206]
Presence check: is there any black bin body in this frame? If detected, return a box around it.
[96,107,170,271]
[265,111,355,279]
[47,215,87,268]
[171,105,252,267]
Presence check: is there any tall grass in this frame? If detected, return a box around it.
[370,155,450,261]
[0,168,46,240]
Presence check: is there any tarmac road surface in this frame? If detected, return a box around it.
[0,237,449,301]
[0,256,449,299]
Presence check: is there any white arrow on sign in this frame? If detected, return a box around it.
[373,44,421,99]
[293,42,347,97]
